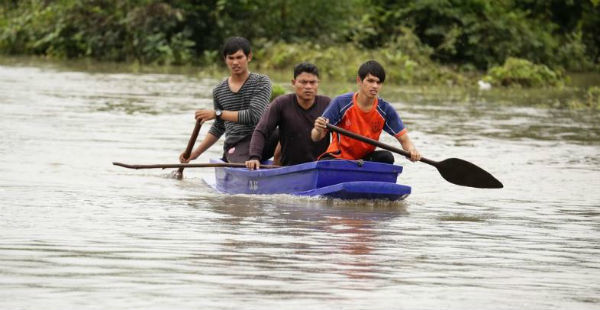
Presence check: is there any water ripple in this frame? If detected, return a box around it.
[1,60,599,310]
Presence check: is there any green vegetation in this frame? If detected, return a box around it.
[255,35,463,86]
[1,0,599,89]
[588,87,600,109]
[567,86,600,109]
[270,83,286,101]
[483,58,565,88]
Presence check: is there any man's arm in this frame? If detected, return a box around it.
[396,133,421,162]
[238,75,272,125]
[195,90,238,123]
[195,109,239,123]
[378,99,420,162]
[311,116,329,142]
[245,98,281,170]
[202,76,272,125]
[312,94,346,141]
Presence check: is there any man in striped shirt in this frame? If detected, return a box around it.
[179,37,276,163]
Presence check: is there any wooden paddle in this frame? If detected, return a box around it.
[113,162,280,169]
[326,123,503,189]
[174,119,202,179]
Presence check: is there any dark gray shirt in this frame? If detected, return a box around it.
[208,72,272,150]
[249,94,331,165]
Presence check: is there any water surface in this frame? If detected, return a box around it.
[1,57,599,309]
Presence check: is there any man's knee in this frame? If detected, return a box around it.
[378,151,394,164]
[366,151,394,164]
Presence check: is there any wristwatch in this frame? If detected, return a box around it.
[215,109,222,120]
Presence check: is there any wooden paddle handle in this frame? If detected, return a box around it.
[178,120,202,173]
[183,120,202,158]
[114,162,281,169]
[325,123,438,166]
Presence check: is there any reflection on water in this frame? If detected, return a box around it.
[1,57,599,310]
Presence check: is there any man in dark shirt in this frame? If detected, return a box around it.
[245,62,331,170]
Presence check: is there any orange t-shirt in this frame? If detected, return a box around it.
[320,92,407,160]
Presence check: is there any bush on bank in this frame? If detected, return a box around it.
[0,1,195,64]
[484,58,566,88]
[253,29,464,86]
[0,0,597,87]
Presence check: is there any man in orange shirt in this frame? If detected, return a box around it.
[311,60,421,164]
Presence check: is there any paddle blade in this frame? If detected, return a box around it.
[435,158,503,188]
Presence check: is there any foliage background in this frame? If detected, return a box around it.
[1,0,599,85]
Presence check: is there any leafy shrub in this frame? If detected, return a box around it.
[348,0,599,71]
[0,1,195,64]
[554,32,595,72]
[270,83,287,101]
[1,0,598,73]
[587,86,600,109]
[255,31,462,86]
[484,57,565,87]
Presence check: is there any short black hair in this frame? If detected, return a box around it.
[293,62,320,79]
[358,60,386,83]
[222,36,251,57]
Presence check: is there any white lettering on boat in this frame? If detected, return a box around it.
[249,180,258,191]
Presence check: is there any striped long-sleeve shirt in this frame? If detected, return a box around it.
[208,72,272,149]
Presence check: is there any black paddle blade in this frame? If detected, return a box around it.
[435,158,503,188]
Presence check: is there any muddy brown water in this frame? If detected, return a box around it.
[1,58,599,309]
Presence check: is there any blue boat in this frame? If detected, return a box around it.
[205,159,411,201]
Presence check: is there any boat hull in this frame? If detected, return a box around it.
[207,159,411,200]
[296,181,411,200]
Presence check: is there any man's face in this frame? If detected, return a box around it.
[225,50,251,75]
[357,73,382,99]
[292,72,319,102]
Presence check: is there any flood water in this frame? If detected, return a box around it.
[1,57,599,309]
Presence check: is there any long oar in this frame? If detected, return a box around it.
[113,162,280,169]
[175,120,202,179]
[326,123,503,188]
